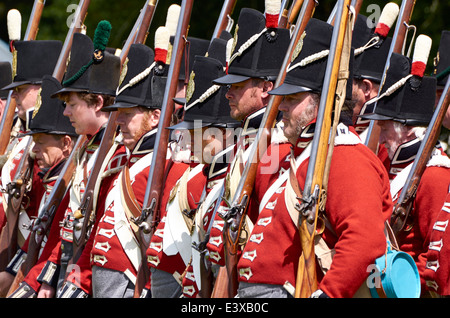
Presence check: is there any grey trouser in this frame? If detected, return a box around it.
[150,267,182,298]
[237,282,293,298]
[92,266,135,298]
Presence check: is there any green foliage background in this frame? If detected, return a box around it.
[0,0,447,67]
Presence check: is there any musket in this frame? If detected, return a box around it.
[211,0,237,40]
[132,0,194,297]
[294,0,352,298]
[0,10,20,159]
[0,0,47,270]
[5,0,91,295]
[390,68,450,235]
[184,0,239,298]
[7,136,84,296]
[364,0,417,153]
[217,0,317,298]
[0,0,45,156]
[0,138,33,271]
[24,0,45,41]
[328,0,363,24]
[69,0,158,266]
[286,0,305,29]
[278,0,291,29]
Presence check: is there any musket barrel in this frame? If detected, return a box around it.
[133,0,194,297]
[392,73,450,234]
[211,0,237,40]
[53,0,90,81]
[24,0,45,40]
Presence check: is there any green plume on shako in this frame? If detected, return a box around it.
[63,20,112,86]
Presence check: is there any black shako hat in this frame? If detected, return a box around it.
[270,18,354,99]
[0,62,12,99]
[2,40,62,90]
[352,14,393,83]
[434,30,450,88]
[212,7,290,85]
[360,52,437,126]
[26,75,78,137]
[168,37,239,130]
[177,36,210,82]
[102,43,167,111]
[53,24,120,97]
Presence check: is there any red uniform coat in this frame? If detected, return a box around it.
[21,165,71,293]
[181,145,236,298]
[32,128,127,295]
[424,186,450,295]
[205,108,280,266]
[64,140,128,295]
[237,123,392,298]
[0,137,44,240]
[83,129,160,295]
[390,145,450,296]
[146,160,206,280]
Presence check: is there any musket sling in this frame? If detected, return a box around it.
[120,165,143,238]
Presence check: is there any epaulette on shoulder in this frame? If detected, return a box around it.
[334,123,362,146]
[427,148,450,168]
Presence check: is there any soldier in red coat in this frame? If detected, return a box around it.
[10,25,127,298]
[57,40,168,298]
[0,40,62,239]
[168,37,241,298]
[3,75,78,298]
[146,35,237,298]
[361,38,450,297]
[205,4,290,272]
[234,18,392,298]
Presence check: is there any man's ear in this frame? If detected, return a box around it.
[93,95,104,112]
[150,109,161,128]
[362,78,378,100]
[62,135,74,156]
[261,80,274,98]
[263,80,274,92]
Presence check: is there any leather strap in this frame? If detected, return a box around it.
[120,166,142,219]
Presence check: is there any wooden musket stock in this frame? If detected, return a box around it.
[294,0,351,298]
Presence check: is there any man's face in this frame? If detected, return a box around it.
[116,107,159,150]
[278,92,318,145]
[188,126,226,164]
[12,84,41,121]
[378,120,411,160]
[62,92,100,136]
[32,133,66,169]
[225,78,267,121]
